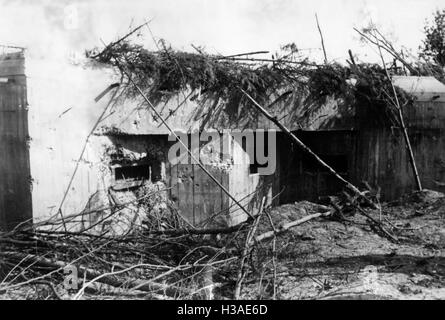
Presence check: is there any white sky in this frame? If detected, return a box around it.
[0,0,444,63]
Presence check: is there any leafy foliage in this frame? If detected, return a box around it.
[88,38,413,128]
[420,9,445,67]
[91,41,304,108]
[306,64,352,103]
[304,63,411,126]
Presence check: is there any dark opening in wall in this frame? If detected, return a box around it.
[115,164,151,181]
[302,154,348,174]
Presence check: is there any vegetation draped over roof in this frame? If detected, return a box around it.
[88,37,414,127]
[90,41,307,110]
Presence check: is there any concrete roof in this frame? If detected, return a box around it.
[392,76,445,102]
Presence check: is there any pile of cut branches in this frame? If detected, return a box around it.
[0,188,401,300]
[0,209,240,300]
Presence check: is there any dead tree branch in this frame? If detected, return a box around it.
[118,64,254,220]
[315,13,328,64]
[254,210,333,243]
[234,197,266,299]
[377,44,422,191]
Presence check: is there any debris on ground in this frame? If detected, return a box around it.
[237,190,445,300]
[2,188,442,300]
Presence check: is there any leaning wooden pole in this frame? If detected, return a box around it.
[240,88,378,209]
[391,90,422,191]
[377,45,423,191]
[120,67,254,220]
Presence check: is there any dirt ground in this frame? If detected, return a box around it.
[1,190,444,300]
[239,190,445,300]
